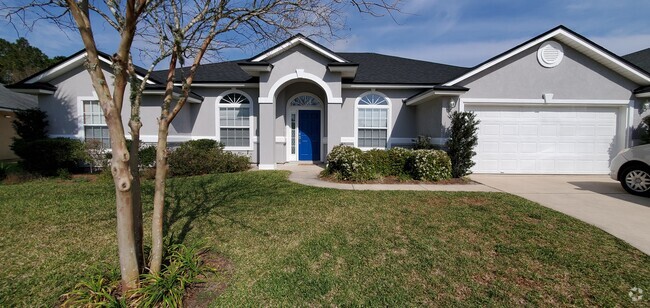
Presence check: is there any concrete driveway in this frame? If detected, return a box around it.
[471,174,650,255]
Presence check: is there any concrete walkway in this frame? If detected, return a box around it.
[471,174,650,255]
[277,163,497,192]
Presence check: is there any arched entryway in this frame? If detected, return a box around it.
[285,93,324,161]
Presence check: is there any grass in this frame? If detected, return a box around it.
[1,171,649,306]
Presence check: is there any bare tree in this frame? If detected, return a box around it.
[2,0,401,295]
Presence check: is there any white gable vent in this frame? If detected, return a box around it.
[537,41,564,68]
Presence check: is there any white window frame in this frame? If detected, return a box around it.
[77,94,110,148]
[285,92,324,162]
[354,91,392,150]
[216,90,254,151]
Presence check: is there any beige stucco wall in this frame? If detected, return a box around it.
[0,110,18,160]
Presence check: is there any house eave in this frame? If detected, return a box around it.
[327,64,358,78]
[237,62,273,76]
[405,87,469,106]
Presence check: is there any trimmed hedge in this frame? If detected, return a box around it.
[11,138,87,176]
[168,139,250,177]
[324,145,452,182]
[408,149,452,181]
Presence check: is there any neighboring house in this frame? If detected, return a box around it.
[7,25,650,174]
[0,84,38,161]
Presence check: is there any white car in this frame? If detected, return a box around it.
[610,144,650,196]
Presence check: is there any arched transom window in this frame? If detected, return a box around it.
[218,92,251,148]
[290,95,322,106]
[357,93,389,148]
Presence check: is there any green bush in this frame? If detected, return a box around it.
[12,138,87,176]
[446,111,480,178]
[12,108,48,142]
[386,147,412,176]
[0,164,7,181]
[325,145,373,181]
[639,115,650,145]
[138,145,157,168]
[168,139,249,177]
[408,149,452,181]
[363,149,391,177]
[412,135,435,150]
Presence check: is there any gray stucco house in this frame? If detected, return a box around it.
[8,25,650,174]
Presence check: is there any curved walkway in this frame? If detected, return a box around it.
[277,164,497,192]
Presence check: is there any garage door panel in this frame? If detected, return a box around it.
[467,105,620,174]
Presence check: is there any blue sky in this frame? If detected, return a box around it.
[1,0,650,68]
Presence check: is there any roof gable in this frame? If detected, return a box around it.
[249,34,347,63]
[444,25,650,86]
[16,50,158,86]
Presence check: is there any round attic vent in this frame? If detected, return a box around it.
[537,41,564,68]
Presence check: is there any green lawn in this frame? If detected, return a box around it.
[1,171,649,306]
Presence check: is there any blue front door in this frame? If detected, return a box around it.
[298,110,320,161]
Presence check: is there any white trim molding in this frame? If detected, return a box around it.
[179,83,259,88]
[461,97,633,107]
[27,52,155,85]
[251,36,347,63]
[215,89,255,151]
[343,84,434,89]
[261,70,343,105]
[285,93,325,162]
[258,164,276,170]
[444,27,650,87]
[354,91,392,149]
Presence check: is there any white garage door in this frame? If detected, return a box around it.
[466,105,621,174]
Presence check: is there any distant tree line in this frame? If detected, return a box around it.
[0,38,64,84]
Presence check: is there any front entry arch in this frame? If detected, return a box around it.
[286,93,324,162]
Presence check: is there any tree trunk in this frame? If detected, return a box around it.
[128,120,145,272]
[109,133,140,291]
[149,120,170,274]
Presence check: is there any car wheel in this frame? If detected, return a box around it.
[620,166,650,196]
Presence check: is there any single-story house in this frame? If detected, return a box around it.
[7,25,650,174]
[0,84,38,161]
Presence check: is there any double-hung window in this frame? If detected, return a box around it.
[357,93,389,148]
[218,92,251,148]
[83,100,110,147]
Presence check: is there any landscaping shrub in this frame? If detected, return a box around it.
[11,108,48,142]
[386,147,412,176]
[325,145,373,181]
[138,145,157,168]
[168,139,249,177]
[363,149,391,176]
[412,135,435,150]
[61,244,211,307]
[0,164,7,181]
[446,111,480,178]
[12,138,87,176]
[408,149,452,181]
[639,115,650,145]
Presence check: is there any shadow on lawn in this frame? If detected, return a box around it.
[161,173,285,245]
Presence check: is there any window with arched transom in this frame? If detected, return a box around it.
[218,91,252,149]
[356,92,390,148]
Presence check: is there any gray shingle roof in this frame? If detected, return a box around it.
[623,48,650,74]
[337,53,470,84]
[151,53,470,85]
[0,84,37,111]
[150,60,257,83]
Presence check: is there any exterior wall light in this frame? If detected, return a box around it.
[643,100,650,113]
[448,98,457,109]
